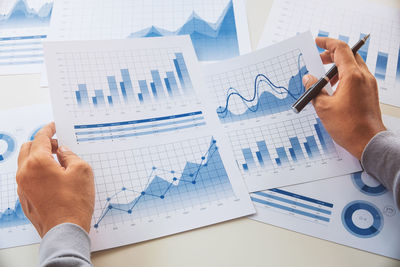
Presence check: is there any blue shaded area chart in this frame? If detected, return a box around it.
[75,52,193,109]
[0,199,29,228]
[351,171,387,196]
[74,111,206,143]
[127,0,239,61]
[342,200,383,238]
[232,115,338,173]
[215,52,308,123]
[92,138,235,228]
[0,0,53,29]
[0,132,16,162]
[251,188,333,224]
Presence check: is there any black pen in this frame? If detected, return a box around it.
[292,33,370,113]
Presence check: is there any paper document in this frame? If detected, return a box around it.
[259,0,400,107]
[0,104,53,249]
[44,36,255,251]
[204,32,361,192]
[250,114,400,259]
[0,0,53,75]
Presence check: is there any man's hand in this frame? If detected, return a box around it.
[16,122,95,237]
[303,37,386,160]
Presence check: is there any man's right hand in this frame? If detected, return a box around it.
[303,37,386,160]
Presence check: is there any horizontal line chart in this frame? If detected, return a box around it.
[83,137,236,229]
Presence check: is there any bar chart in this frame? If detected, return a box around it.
[231,114,338,175]
[74,53,193,109]
[260,0,400,107]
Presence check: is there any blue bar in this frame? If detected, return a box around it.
[138,93,144,103]
[253,191,332,214]
[138,80,150,101]
[75,91,81,105]
[242,148,256,167]
[251,197,330,222]
[268,188,334,207]
[305,136,320,158]
[151,70,165,98]
[150,82,157,98]
[95,90,105,106]
[77,84,89,106]
[0,49,43,55]
[164,78,173,96]
[314,121,327,153]
[74,111,203,129]
[92,97,98,106]
[375,52,388,80]
[107,96,113,106]
[317,30,329,53]
[303,142,312,158]
[315,118,335,154]
[289,148,297,162]
[275,158,281,166]
[0,35,47,41]
[276,147,289,165]
[256,151,264,166]
[338,35,349,44]
[120,69,134,101]
[107,76,120,105]
[242,163,249,171]
[0,41,42,47]
[175,53,193,91]
[289,137,305,161]
[120,82,128,101]
[166,71,180,96]
[397,47,400,82]
[359,33,370,62]
[173,58,185,89]
[256,141,271,166]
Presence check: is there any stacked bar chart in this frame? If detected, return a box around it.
[74,52,193,109]
[233,116,338,174]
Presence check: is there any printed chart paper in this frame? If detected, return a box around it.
[258,0,400,107]
[44,36,255,251]
[0,0,53,75]
[204,32,361,192]
[0,104,53,249]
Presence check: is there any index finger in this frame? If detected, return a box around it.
[316,37,358,74]
[30,122,56,155]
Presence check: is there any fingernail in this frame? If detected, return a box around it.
[59,146,70,153]
[302,75,310,85]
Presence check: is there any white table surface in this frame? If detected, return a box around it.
[1,0,400,266]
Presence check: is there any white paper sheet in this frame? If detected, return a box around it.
[0,0,53,75]
[249,115,400,260]
[204,32,361,192]
[44,36,255,251]
[258,0,400,107]
[0,104,53,249]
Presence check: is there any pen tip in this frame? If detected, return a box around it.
[365,33,370,40]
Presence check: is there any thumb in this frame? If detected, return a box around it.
[57,146,81,168]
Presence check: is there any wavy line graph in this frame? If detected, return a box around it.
[127,0,239,61]
[216,53,308,123]
[0,0,53,29]
[0,199,29,228]
[93,138,234,228]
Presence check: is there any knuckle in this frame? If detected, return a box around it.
[336,41,348,50]
[74,161,92,173]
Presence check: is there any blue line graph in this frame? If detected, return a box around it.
[216,53,308,123]
[127,0,239,61]
[93,138,234,228]
[0,0,53,29]
[0,199,29,228]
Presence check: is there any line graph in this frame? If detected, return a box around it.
[0,0,53,29]
[84,137,236,229]
[211,50,308,123]
[128,0,238,61]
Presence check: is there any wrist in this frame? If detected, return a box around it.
[352,124,386,160]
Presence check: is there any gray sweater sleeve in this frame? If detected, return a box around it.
[39,223,92,267]
[361,131,400,209]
